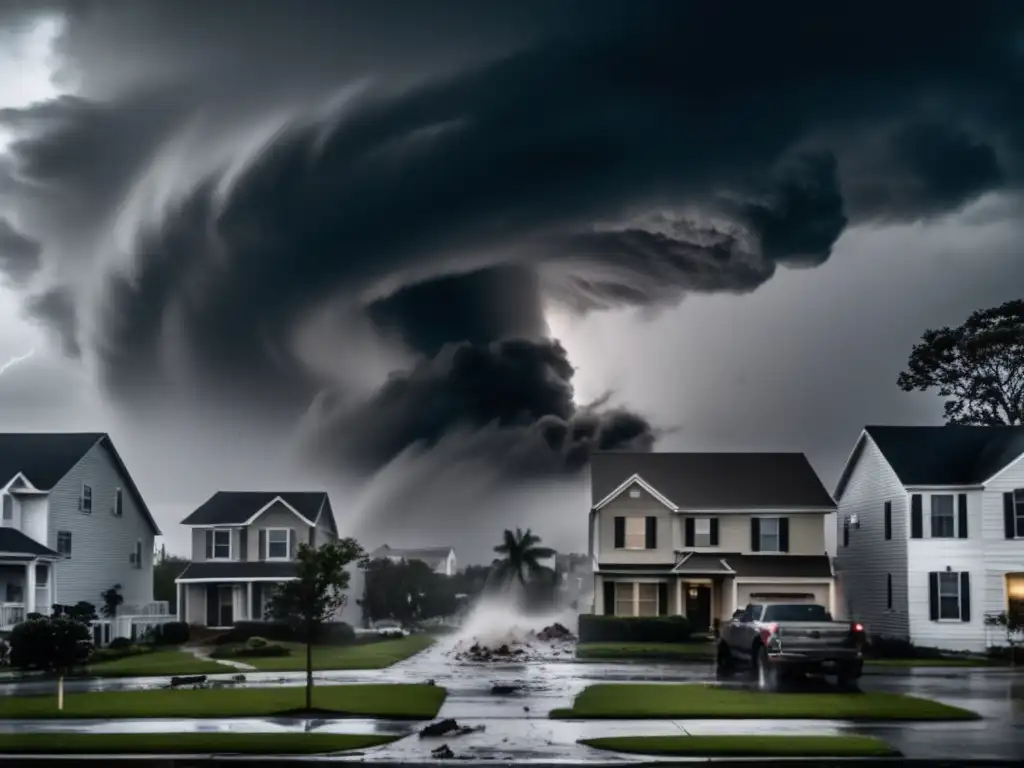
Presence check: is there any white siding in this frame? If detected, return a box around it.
[598,483,677,565]
[834,435,910,639]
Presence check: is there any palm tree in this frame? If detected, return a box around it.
[491,528,557,588]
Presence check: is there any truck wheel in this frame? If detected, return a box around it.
[835,667,860,692]
[756,646,778,692]
[715,642,734,679]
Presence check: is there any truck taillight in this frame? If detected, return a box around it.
[852,622,864,633]
[758,623,779,644]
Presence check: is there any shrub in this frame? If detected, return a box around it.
[865,636,946,659]
[9,615,93,672]
[578,614,692,643]
[154,622,190,645]
[987,645,1024,664]
[211,642,291,659]
[246,636,268,649]
[108,637,133,651]
[215,621,354,646]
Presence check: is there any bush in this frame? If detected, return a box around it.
[9,615,93,671]
[578,615,692,643]
[215,621,354,646]
[108,637,133,650]
[153,622,190,645]
[246,636,268,649]
[211,642,291,659]
[865,636,946,659]
[987,645,1024,664]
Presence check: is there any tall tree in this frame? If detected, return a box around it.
[492,528,557,587]
[265,538,365,711]
[898,299,1024,425]
[361,558,458,625]
[154,555,191,613]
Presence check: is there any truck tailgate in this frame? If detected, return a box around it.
[778,622,854,653]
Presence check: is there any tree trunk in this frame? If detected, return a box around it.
[58,674,64,711]
[305,621,313,711]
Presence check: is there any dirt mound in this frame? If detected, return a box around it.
[536,622,575,641]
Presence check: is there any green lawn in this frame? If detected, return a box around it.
[223,636,434,671]
[582,735,899,757]
[85,649,229,677]
[865,657,1002,668]
[0,683,445,720]
[0,733,398,755]
[550,683,979,721]
[576,642,715,661]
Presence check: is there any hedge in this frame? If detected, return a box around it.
[578,614,692,643]
[214,621,355,646]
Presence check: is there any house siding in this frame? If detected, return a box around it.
[191,526,246,562]
[679,512,827,555]
[835,435,910,640]
[246,503,313,560]
[47,441,155,607]
[598,485,677,564]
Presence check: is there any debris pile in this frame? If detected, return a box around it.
[535,622,575,642]
[419,718,485,739]
[449,620,576,663]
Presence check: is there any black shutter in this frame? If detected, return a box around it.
[957,494,968,539]
[910,495,923,539]
[258,529,267,561]
[750,518,761,552]
[886,573,892,610]
[289,528,297,557]
[843,519,849,547]
[614,517,625,548]
[959,572,971,622]
[710,518,719,546]
[685,518,695,547]
[206,584,218,626]
[884,502,892,540]
[779,518,790,552]
[239,532,248,561]
[657,583,668,616]
[1005,492,1016,539]
[603,581,615,616]
[645,517,657,549]
[251,583,261,620]
[205,530,213,559]
[928,572,939,621]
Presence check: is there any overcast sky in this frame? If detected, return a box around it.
[0,1,1022,561]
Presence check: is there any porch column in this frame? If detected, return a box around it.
[24,559,36,614]
[47,561,54,613]
[176,583,183,622]
[731,579,739,614]
[828,580,836,617]
[675,579,683,615]
[247,581,254,620]
[593,575,603,614]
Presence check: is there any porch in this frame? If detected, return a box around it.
[0,560,55,630]
[179,580,288,628]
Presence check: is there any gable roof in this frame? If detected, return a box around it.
[0,527,62,558]
[181,491,330,526]
[371,545,453,568]
[590,451,836,510]
[836,426,1024,495]
[0,432,160,536]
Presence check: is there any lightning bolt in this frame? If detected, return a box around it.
[0,347,36,377]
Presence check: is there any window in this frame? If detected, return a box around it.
[884,501,892,540]
[80,484,92,514]
[694,518,712,547]
[131,539,143,569]
[759,517,780,552]
[624,517,645,550]
[842,518,849,547]
[2,494,11,522]
[637,583,658,616]
[937,571,961,620]
[614,582,633,616]
[56,530,72,557]
[35,564,48,588]
[1007,573,1024,624]
[211,529,231,559]
[886,573,892,610]
[266,529,289,560]
[1014,489,1024,538]
[930,495,955,538]
[114,488,123,517]
[629,488,640,499]
[5,584,22,603]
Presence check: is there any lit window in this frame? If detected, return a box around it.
[759,517,780,552]
[624,518,645,549]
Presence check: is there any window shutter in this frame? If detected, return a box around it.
[959,572,971,622]
[910,495,923,538]
[1005,492,1016,539]
[239,532,248,561]
[957,494,968,539]
[308,527,316,547]
[886,573,892,610]
[843,519,849,547]
[657,582,668,616]
[684,518,695,547]
[258,530,267,561]
[603,581,614,616]
[710,518,719,546]
[884,502,892,540]
[205,530,213,560]
[614,517,625,548]
[750,518,761,552]
[289,528,297,558]
[779,518,790,552]
[928,572,939,621]
[645,517,657,549]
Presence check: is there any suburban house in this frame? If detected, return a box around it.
[0,432,162,633]
[174,491,346,627]
[588,451,838,634]
[834,425,1024,653]
[370,544,457,576]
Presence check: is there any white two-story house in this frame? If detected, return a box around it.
[589,451,838,634]
[0,433,161,630]
[834,425,1024,653]
[369,545,457,576]
[175,491,345,628]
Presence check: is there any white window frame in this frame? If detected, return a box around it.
[694,517,712,548]
[612,581,661,617]
[937,571,961,621]
[1014,489,1024,539]
[624,517,646,550]
[1,493,11,522]
[265,528,290,561]
[114,488,123,517]
[930,494,956,538]
[211,529,232,560]
[80,484,92,514]
[56,530,72,557]
[759,516,781,553]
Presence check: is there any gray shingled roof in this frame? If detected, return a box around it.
[863,425,1024,487]
[371,545,452,567]
[673,553,735,574]
[591,452,836,509]
[0,528,62,558]
[175,561,298,580]
[181,492,330,526]
[605,554,833,578]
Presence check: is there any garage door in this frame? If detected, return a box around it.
[736,583,829,609]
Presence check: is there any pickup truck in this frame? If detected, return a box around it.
[716,602,866,691]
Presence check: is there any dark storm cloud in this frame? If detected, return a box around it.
[25,287,80,357]
[2,0,1024,478]
[0,218,41,285]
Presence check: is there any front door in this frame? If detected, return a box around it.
[685,584,712,633]
[218,586,234,627]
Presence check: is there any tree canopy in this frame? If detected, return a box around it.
[360,557,457,625]
[897,299,1024,425]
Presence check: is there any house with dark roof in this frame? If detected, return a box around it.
[588,451,837,633]
[370,545,457,576]
[0,433,161,630]
[834,425,1024,653]
[174,492,341,627]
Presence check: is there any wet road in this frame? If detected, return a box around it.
[1,640,1022,762]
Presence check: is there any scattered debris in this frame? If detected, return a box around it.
[419,718,484,739]
[431,744,455,759]
[426,678,436,686]
[169,675,207,687]
[491,684,521,695]
[232,673,246,683]
[536,623,575,642]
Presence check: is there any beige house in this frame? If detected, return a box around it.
[174,491,340,628]
[588,452,837,633]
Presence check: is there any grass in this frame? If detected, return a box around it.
[84,649,229,677]
[0,683,446,720]
[225,635,434,671]
[581,734,899,757]
[549,683,980,721]
[865,657,1003,668]
[576,642,715,661]
[0,733,399,755]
